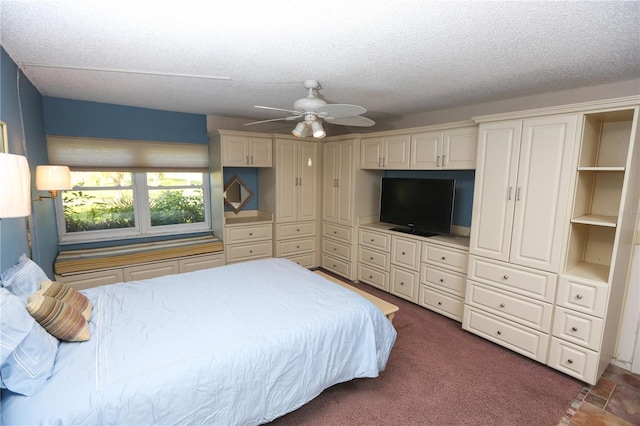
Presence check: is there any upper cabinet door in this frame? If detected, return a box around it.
[248,137,273,167]
[361,137,384,169]
[509,114,577,272]
[337,140,355,225]
[275,139,298,222]
[221,135,249,166]
[383,134,411,169]
[469,120,522,262]
[442,127,478,170]
[297,141,319,222]
[322,142,339,223]
[410,131,441,169]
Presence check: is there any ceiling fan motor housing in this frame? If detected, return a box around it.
[293,96,326,113]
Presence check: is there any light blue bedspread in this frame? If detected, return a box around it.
[1,258,396,425]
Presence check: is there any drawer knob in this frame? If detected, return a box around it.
[438,301,442,305]
[496,330,502,335]
[499,303,505,308]
[297,229,300,232]
[370,256,374,260]
[567,359,573,364]
[249,250,253,253]
[249,233,253,236]
[402,251,406,255]
[571,326,578,332]
[576,294,583,300]
[334,231,338,234]
[369,275,373,279]
[400,282,404,286]
[503,275,509,280]
[296,245,300,249]
[370,238,374,241]
[441,256,446,260]
[439,278,444,283]
[334,248,337,251]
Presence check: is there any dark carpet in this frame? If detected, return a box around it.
[270,275,583,425]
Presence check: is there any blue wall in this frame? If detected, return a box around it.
[384,169,474,227]
[1,47,58,276]
[43,97,208,143]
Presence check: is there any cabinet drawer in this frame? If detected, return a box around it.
[322,253,351,278]
[552,307,603,351]
[226,223,272,244]
[285,252,317,269]
[57,269,124,290]
[323,222,353,244]
[420,286,463,322]
[124,261,180,281]
[466,281,553,332]
[463,307,549,363]
[548,337,599,384]
[226,241,272,263]
[392,236,421,271]
[468,256,557,302]
[556,276,608,318]
[322,238,352,261]
[359,228,391,251]
[422,243,468,274]
[358,264,389,292]
[277,221,316,240]
[421,264,466,297]
[390,265,419,303]
[278,237,316,256]
[358,246,390,270]
[179,254,224,272]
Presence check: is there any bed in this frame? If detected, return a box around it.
[1,257,397,425]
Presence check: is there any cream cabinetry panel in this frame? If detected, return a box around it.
[57,252,225,290]
[548,338,599,384]
[322,140,354,225]
[278,237,317,257]
[552,307,603,351]
[420,287,464,320]
[390,265,419,303]
[276,221,316,240]
[224,221,273,264]
[360,134,410,169]
[410,126,478,170]
[357,228,392,291]
[221,134,272,167]
[358,263,389,291]
[275,138,319,223]
[469,115,577,273]
[421,264,465,297]
[61,269,124,290]
[124,261,180,281]
[391,236,421,271]
[322,222,354,278]
[422,243,468,274]
[464,307,549,363]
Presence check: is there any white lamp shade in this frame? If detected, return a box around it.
[0,153,31,218]
[310,121,326,139]
[35,165,71,191]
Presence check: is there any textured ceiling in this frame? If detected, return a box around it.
[1,0,639,133]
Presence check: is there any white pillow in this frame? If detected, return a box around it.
[1,254,49,302]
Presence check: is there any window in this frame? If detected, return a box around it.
[56,171,210,243]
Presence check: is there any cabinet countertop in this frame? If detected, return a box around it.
[360,222,470,250]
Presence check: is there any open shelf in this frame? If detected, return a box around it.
[578,109,633,169]
[571,214,617,227]
[564,261,611,283]
[572,170,624,221]
[565,223,615,284]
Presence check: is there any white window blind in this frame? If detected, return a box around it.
[46,136,209,171]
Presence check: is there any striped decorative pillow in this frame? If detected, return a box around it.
[37,280,92,320]
[26,295,90,342]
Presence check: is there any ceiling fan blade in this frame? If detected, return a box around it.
[316,104,366,118]
[244,116,299,126]
[325,116,376,127]
[254,105,302,115]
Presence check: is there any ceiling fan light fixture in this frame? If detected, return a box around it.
[292,122,309,138]
[310,121,325,139]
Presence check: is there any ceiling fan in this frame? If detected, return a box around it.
[244,80,375,139]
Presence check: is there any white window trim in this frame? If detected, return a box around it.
[55,172,211,244]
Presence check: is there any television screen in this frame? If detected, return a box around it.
[380,177,455,237]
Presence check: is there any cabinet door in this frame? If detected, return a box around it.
[469,120,522,262]
[410,131,441,170]
[124,261,180,281]
[322,142,339,222]
[383,134,411,169]
[297,141,319,221]
[249,137,272,167]
[336,140,354,225]
[275,139,298,222]
[509,114,577,272]
[442,127,478,169]
[221,135,249,166]
[361,137,384,169]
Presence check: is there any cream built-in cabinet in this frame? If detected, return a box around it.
[360,134,411,169]
[410,126,478,170]
[358,223,470,321]
[224,212,274,264]
[259,136,321,268]
[220,131,272,167]
[321,137,381,280]
[464,97,640,385]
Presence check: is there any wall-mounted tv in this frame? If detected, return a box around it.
[379,177,456,237]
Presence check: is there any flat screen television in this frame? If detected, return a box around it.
[379,177,456,237]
